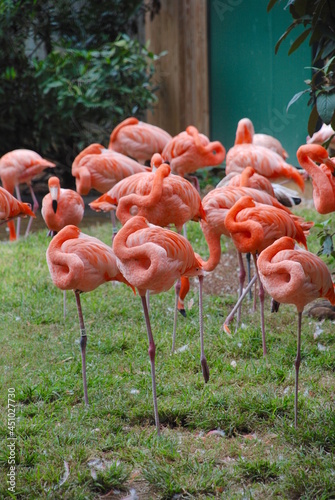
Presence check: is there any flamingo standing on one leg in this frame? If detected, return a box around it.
[0,187,35,238]
[0,149,56,239]
[108,117,172,164]
[112,215,207,435]
[46,225,133,405]
[161,125,226,190]
[223,196,312,355]
[197,185,301,327]
[42,177,85,236]
[296,144,335,214]
[225,118,305,191]
[257,236,335,427]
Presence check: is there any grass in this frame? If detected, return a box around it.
[0,208,335,499]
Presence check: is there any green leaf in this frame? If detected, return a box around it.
[316,92,335,124]
[288,28,311,55]
[286,90,309,111]
[320,234,334,256]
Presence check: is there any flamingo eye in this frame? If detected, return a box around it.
[212,150,217,155]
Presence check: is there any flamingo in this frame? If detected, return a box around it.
[257,236,335,427]
[71,143,151,196]
[0,149,56,239]
[0,186,35,239]
[89,154,206,234]
[41,177,85,236]
[112,215,207,434]
[217,166,302,207]
[108,117,172,164]
[161,126,226,190]
[226,119,305,191]
[223,195,312,355]
[234,117,289,159]
[46,225,133,405]
[296,144,335,214]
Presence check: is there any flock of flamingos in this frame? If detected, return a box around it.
[1,116,335,435]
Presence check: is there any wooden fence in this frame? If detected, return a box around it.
[145,0,209,137]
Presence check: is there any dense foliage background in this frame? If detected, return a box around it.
[0,0,161,184]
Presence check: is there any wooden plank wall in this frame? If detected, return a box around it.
[145,0,209,137]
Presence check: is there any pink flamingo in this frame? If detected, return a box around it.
[42,177,85,236]
[108,117,172,164]
[0,149,55,239]
[89,154,205,233]
[226,119,305,191]
[46,225,133,405]
[223,196,312,355]
[0,186,35,238]
[161,126,226,190]
[112,215,207,434]
[72,143,151,196]
[257,236,335,426]
[296,144,335,214]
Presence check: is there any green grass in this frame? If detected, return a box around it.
[0,213,335,499]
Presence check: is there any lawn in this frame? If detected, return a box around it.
[0,208,335,499]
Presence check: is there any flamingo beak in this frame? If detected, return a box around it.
[52,199,58,213]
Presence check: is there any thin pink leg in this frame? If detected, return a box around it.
[294,311,302,428]
[15,185,21,238]
[252,254,267,356]
[141,295,160,435]
[172,279,181,353]
[25,185,39,236]
[236,251,246,328]
[223,275,257,333]
[74,290,89,405]
[111,210,118,241]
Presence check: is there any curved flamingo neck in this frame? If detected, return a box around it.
[224,198,263,253]
[234,119,254,145]
[116,164,170,221]
[240,167,255,186]
[197,223,223,272]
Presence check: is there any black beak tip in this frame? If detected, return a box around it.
[52,200,57,213]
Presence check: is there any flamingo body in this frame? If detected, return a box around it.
[90,157,205,232]
[46,225,130,292]
[258,236,335,313]
[297,144,335,214]
[108,117,172,163]
[42,177,85,234]
[306,123,335,149]
[224,196,308,255]
[162,125,226,177]
[113,216,203,296]
[72,143,151,196]
[0,186,35,240]
[0,149,56,194]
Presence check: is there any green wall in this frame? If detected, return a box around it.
[209,0,311,162]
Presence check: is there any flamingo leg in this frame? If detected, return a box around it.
[25,184,39,236]
[74,290,89,405]
[172,279,181,353]
[223,275,257,333]
[199,275,209,383]
[236,251,246,329]
[252,254,267,356]
[246,252,253,300]
[141,295,160,435]
[182,223,187,239]
[15,185,21,239]
[111,210,118,241]
[294,311,302,428]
